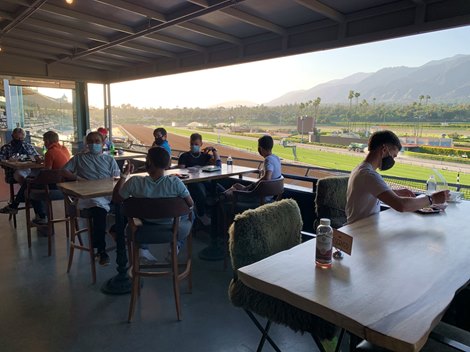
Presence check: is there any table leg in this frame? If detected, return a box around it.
[101,203,132,295]
[198,181,225,261]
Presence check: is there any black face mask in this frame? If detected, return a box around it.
[11,139,22,146]
[154,137,163,146]
[380,155,395,171]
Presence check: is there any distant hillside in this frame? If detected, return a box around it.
[267,54,470,105]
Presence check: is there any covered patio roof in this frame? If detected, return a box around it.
[0,0,470,84]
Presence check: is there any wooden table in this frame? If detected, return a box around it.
[238,201,470,352]
[0,159,44,170]
[57,164,258,294]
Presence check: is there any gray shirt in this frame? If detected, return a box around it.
[64,152,120,211]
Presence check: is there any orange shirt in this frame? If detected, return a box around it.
[44,142,71,169]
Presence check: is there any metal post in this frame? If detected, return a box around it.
[103,83,112,140]
[73,81,89,154]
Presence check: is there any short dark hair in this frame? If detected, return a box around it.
[12,127,24,135]
[154,127,167,137]
[368,130,402,151]
[258,135,274,151]
[43,131,59,143]
[86,131,104,144]
[147,146,170,169]
[190,133,202,143]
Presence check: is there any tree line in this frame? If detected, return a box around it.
[91,101,470,126]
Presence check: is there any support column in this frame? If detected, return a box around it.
[72,81,89,154]
[103,83,112,140]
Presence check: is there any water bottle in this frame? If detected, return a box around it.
[110,143,115,156]
[426,175,437,195]
[227,155,233,171]
[315,218,333,268]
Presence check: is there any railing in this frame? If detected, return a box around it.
[125,144,469,200]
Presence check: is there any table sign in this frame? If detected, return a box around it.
[332,229,353,255]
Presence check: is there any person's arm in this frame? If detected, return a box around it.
[112,161,134,203]
[378,189,449,212]
[259,157,274,181]
[394,188,416,197]
[44,152,53,169]
[177,153,186,168]
[62,169,77,181]
[204,146,219,165]
[61,157,77,181]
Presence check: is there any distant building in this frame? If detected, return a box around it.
[399,136,453,150]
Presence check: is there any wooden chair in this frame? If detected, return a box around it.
[228,199,339,352]
[314,176,349,229]
[25,169,70,256]
[65,196,115,284]
[123,197,193,322]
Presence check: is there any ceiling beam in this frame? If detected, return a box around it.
[2,37,72,55]
[8,28,89,49]
[40,3,136,34]
[294,0,345,23]
[101,48,156,63]
[2,45,57,60]
[1,0,48,35]
[221,7,286,35]
[0,11,14,21]
[119,42,178,58]
[53,0,245,63]
[146,33,206,52]
[94,0,166,21]
[26,17,109,43]
[179,22,242,45]
[61,60,116,71]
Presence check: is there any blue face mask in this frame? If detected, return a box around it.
[88,143,102,154]
[191,145,200,153]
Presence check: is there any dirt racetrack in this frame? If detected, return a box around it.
[120,124,338,187]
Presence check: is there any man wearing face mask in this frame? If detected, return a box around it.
[177,133,220,226]
[151,127,171,156]
[346,130,449,224]
[62,131,120,266]
[0,128,40,215]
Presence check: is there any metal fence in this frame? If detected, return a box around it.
[126,144,469,200]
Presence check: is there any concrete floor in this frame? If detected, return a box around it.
[0,201,325,352]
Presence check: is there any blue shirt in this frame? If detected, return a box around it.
[120,175,190,224]
[151,140,171,156]
[64,152,120,211]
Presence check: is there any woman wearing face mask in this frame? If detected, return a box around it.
[177,133,220,226]
[151,127,172,156]
[62,131,121,266]
[345,130,449,224]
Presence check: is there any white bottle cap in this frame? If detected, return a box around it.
[320,218,331,226]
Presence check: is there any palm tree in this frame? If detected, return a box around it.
[419,95,424,105]
[348,90,355,131]
[313,97,321,132]
[354,92,361,131]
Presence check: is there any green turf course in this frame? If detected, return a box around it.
[166,127,469,185]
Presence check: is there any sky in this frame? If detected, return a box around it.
[39,25,470,109]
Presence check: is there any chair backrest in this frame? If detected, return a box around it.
[251,176,284,199]
[314,176,349,229]
[122,197,191,219]
[229,198,302,271]
[29,169,66,185]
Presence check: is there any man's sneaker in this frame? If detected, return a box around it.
[32,216,48,226]
[99,252,110,266]
[0,204,18,215]
[139,248,158,265]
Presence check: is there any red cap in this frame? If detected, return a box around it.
[97,127,108,136]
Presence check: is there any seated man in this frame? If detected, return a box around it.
[346,130,449,224]
[97,127,113,152]
[177,133,219,226]
[62,131,120,266]
[29,131,71,224]
[152,127,172,156]
[0,127,40,214]
[223,135,281,200]
[113,146,193,263]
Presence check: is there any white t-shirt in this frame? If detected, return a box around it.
[346,162,391,224]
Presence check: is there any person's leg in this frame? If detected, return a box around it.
[187,183,207,217]
[89,207,109,265]
[31,199,47,220]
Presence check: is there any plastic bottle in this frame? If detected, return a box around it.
[227,155,233,171]
[426,175,437,195]
[315,218,333,268]
[110,143,115,156]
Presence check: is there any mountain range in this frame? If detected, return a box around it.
[266,54,470,106]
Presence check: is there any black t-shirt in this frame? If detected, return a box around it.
[178,151,212,167]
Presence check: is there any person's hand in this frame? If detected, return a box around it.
[122,160,134,176]
[394,188,416,197]
[35,155,44,163]
[431,190,450,204]
[203,146,216,154]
